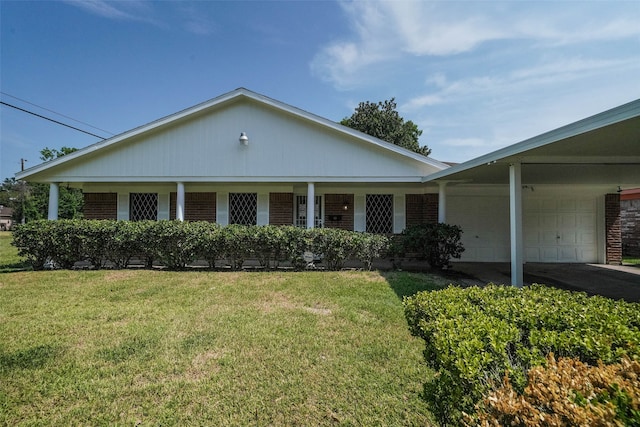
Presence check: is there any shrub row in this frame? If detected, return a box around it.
[470,354,640,426]
[390,223,464,269]
[404,284,640,425]
[13,220,466,271]
[11,220,390,271]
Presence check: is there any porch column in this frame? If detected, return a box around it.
[438,181,447,223]
[306,182,315,229]
[509,163,524,287]
[48,183,59,220]
[176,182,185,221]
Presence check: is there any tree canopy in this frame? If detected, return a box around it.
[340,98,431,156]
[40,146,78,162]
[1,147,83,223]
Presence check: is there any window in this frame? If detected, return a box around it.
[130,193,158,221]
[366,194,393,233]
[229,193,257,225]
[295,195,322,228]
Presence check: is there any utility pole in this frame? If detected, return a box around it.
[18,159,27,223]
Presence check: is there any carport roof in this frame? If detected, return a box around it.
[424,99,640,187]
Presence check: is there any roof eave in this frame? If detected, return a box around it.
[422,98,640,183]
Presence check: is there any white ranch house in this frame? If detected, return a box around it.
[15,89,640,286]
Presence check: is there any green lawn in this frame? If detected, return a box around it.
[0,232,28,273]
[0,233,448,425]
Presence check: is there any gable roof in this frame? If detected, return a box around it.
[423,98,640,186]
[16,88,449,182]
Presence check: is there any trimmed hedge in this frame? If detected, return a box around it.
[404,285,640,425]
[11,220,391,271]
[391,223,464,269]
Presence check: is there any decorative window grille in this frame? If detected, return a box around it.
[295,195,323,228]
[366,194,393,234]
[130,193,158,221]
[229,193,257,225]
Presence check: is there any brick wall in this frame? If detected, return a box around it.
[605,193,622,264]
[84,193,117,220]
[169,192,216,222]
[406,194,439,227]
[324,194,354,230]
[622,198,640,257]
[269,193,293,225]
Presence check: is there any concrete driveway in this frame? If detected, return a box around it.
[449,262,640,303]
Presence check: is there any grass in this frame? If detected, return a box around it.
[0,234,451,425]
[0,232,29,273]
[623,257,640,266]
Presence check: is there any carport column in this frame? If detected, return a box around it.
[509,163,524,287]
[306,182,315,229]
[176,182,185,221]
[48,183,59,220]
[438,181,447,223]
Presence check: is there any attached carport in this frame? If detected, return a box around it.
[424,99,640,286]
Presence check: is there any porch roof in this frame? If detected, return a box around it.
[422,98,640,188]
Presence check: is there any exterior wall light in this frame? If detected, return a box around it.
[239,132,249,145]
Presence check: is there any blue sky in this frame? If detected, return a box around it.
[1,0,639,179]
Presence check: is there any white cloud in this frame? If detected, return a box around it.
[389,2,506,56]
[63,0,217,34]
[403,94,443,110]
[403,55,639,113]
[423,77,640,164]
[63,0,133,20]
[178,5,216,35]
[63,0,158,24]
[310,2,402,88]
[311,1,640,89]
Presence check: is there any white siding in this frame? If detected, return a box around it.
[44,101,439,182]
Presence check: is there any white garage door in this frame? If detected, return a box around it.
[447,196,511,262]
[524,197,597,262]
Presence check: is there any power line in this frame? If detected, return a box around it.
[0,101,108,140]
[0,92,115,136]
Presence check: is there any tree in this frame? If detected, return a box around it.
[0,178,29,223]
[40,146,79,162]
[340,98,431,156]
[2,147,84,222]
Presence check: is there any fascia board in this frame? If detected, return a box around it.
[34,176,428,183]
